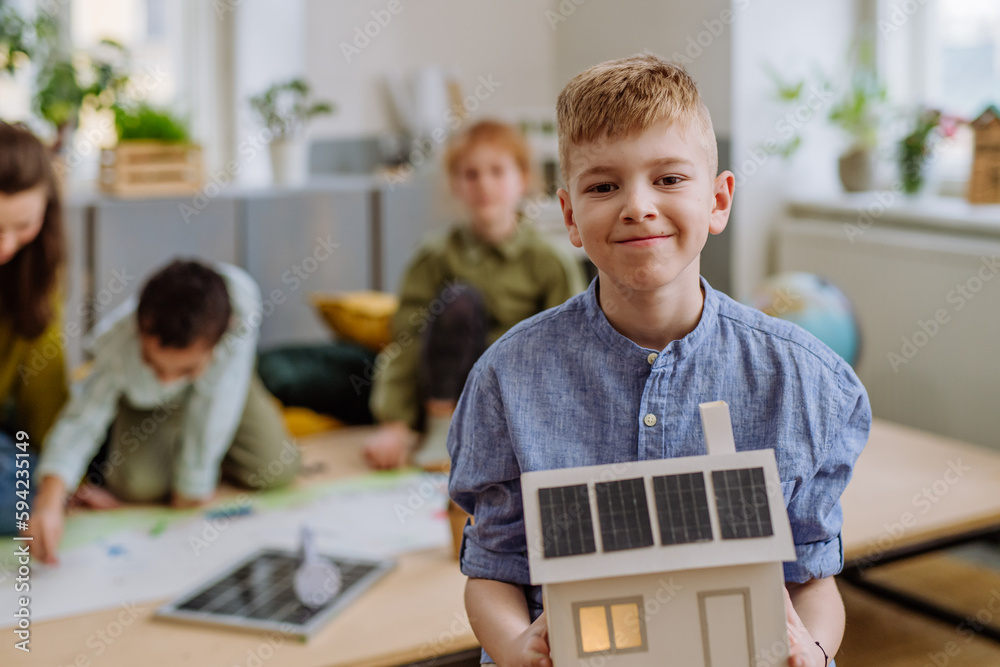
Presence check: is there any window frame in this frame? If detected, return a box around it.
[571,595,648,658]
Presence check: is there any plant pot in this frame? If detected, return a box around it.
[838,147,875,192]
[268,137,308,186]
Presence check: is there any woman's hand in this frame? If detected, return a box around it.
[24,476,67,565]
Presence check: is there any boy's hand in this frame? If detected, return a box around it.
[784,587,827,667]
[68,482,122,510]
[24,476,68,565]
[504,612,551,667]
[364,422,415,470]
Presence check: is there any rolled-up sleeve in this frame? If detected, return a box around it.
[784,368,871,583]
[447,361,531,585]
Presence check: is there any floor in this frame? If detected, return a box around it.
[837,537,1000,666]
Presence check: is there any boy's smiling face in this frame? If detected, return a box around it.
[558,119,734,296]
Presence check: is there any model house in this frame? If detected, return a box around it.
[968,105,1000,204]
[521,402,795,667]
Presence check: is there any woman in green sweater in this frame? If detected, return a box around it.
[0,121,69,534]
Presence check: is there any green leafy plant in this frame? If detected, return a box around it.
[828,68,886,152]
[897,108,944,195]
[0,3,55,75]
[763,37,886,160]
[34,40,131,152]
[1,2,130,151]
[112,103,190,143]
[249,78,334,141]
[762,65,819,158]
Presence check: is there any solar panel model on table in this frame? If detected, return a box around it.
[156,547,394,639]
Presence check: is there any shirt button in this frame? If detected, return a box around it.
[643,413,657,427]
[646,352,658,365]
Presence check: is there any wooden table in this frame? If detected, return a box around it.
[7,419,1000,666]
[840,419,1000,642]
[4,427,479,667]
[841,419,1000,568]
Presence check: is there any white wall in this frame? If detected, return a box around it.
[550,0,733,137]
[238,0,859,300]
[233,0,307,185]
[730,1,857,301]
[303,0,557,139]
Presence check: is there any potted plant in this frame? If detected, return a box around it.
[250,78,335,186]
[100,103,202,197]
[0,4,54,74]
[896,108,964,196]
[828,67,885,192]
[763,39,886,192]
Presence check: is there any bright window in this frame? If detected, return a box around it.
[880,0,1000,117]
[573,597,647,656]
[878,0,999,190]
[927,0,999,119]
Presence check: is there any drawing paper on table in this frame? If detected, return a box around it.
[0,471,449,626]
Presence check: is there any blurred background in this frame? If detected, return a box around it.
[1,0,998,454]
[3,1,1000,665]
[2,0,998,451]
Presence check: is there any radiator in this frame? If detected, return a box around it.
[775,211,1000,451]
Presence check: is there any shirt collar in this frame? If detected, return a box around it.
[457,216,531,261]
[583,275,720,362]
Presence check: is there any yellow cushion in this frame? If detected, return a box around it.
[281,405,344,437]
[310,291,399,352]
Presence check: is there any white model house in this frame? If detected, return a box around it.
[521,402,795,667]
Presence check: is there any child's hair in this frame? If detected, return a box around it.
[444,119,533,180]
[556,53,718,184]
[0,121,65,339]
[137,260,232,348]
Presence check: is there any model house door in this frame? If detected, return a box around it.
[698,589,753,667]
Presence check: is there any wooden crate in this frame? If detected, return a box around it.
[99,141,203,198]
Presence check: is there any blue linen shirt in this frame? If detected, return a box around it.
[448,275,870,619]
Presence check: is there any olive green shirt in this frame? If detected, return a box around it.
[0,298,70,448]
[370,220,586,429]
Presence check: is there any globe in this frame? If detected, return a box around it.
[747,272,861,367]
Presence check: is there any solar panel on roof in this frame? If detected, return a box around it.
[652,472,715,545]
[538,484,597,558]
[712,467,774,539]
[595,477,654,552]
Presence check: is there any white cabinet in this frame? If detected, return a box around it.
[242,184,371,347]
[62,176,437,359]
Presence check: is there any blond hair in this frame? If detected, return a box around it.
[556,53,718,184]
[444,119,533,180]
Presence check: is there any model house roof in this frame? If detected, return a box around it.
[521,402,795,586]
[973,105,1000,128]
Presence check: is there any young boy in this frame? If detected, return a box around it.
[28,260,299,563]
[365,120,585,469]
[448,55,869,667]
